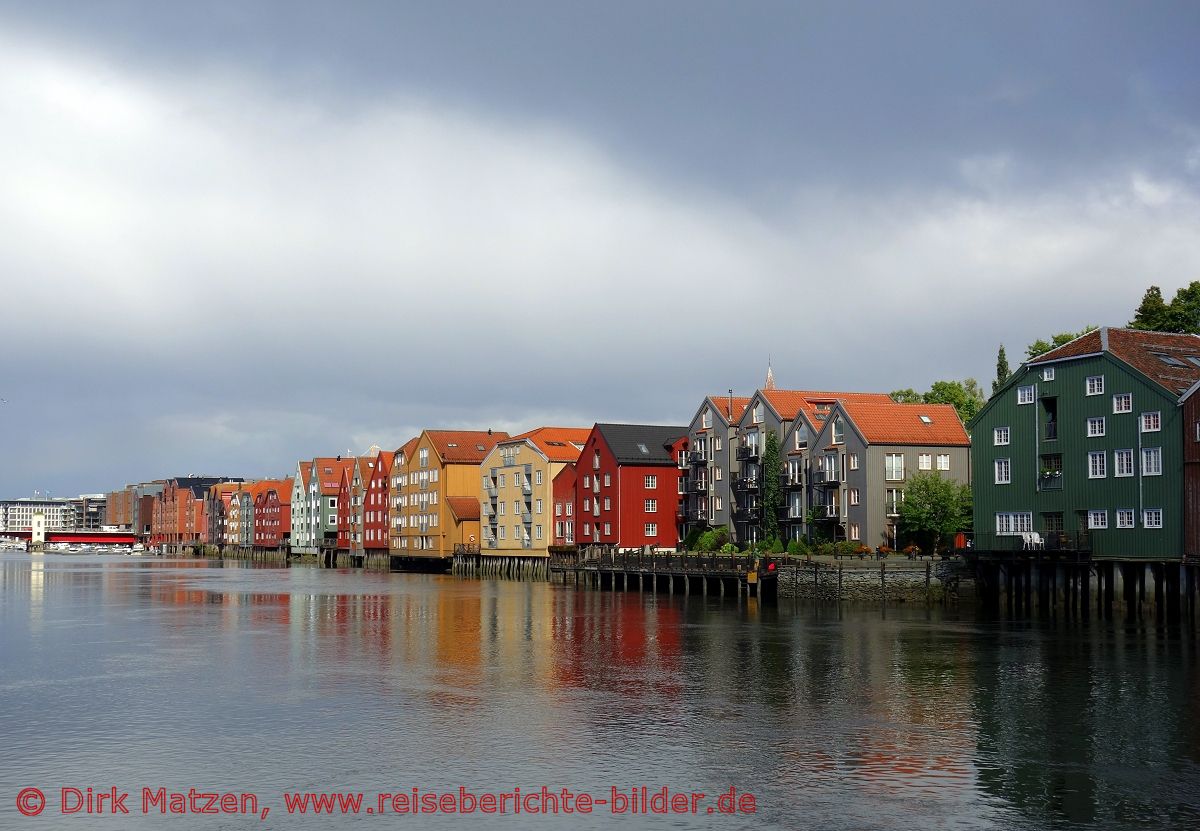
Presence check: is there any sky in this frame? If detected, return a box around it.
[1,1,1199,497]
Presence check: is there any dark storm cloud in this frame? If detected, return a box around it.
[0,2,1198,496]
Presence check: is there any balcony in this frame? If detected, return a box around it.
[522,512,532,524]
[522,482,532,494]
[688,451,707,466]
[784,476,804,490]
[812,469,840,487]
[691,509,710,523]
[486,538,497,549]
[1044,421,1058,441]
[817,504,840,520]
[1038,471,1063,491]
[733,477,759,492]
[735,445,759,462]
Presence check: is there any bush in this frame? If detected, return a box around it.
[719,542,738,554]
[767,537,785,554]
[834,541,860,559]
[713,527,730,549]
[696,530,717,552]
[787,538,810,556]
[682,527,703,551]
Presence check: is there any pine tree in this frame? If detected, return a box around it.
[992,345,1010,395]
[1129,285,1174,331]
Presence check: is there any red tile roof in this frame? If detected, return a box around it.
[1029,327,1200,397]
[446,496,481,522]
[509,426,591,461]
[838,400,969,446]
[428,430,511,463]
[312,458,356,495]
[706,395,753,423]
[298,461,313,489]
[394,437,419,463]
[759,389,895,423]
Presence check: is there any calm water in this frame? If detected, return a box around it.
[1,554,1198,830]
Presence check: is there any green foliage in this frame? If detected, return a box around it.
[892,379,986,424]
[761,430,783,543]
[1130,281,1200,334]
[682,527,703,551]
[696,527,730,552]
[897,472,971,554]
[766,536,785,554]
[834,541,860,558]
[992,345,1010,395]
[1025,326,1098,360]
[786,538,810,556]
[719,542,738,554]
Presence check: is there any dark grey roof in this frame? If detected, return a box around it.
[172,476,242,498]
[595,423,687,466]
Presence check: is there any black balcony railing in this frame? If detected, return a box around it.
[733,477,759,492]
[735,445,759,462]
[693,480,709,493]
[950,530,1091,555]
[1045,421,1058,440]
[812,470,839,487]
[1038,472,1063,491]
[688,451,707,466]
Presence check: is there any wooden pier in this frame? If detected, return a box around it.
[550,548,778,600]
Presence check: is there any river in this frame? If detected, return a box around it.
[1,554,1197,829]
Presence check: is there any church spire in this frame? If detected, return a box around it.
[764,357,776,391]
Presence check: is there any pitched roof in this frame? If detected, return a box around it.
[1029,327,1200,397]
[446,496,481,522]
[312,458,356,495]
[508,426,591,461]
[371,450,396,478]
[394,437,419,463]
[595,423,688,465]
[356,456,374,483]
[755,389,894,424]
[298,461,313,488]
[427,430,511,463]
[837,400,969,446]
[706,395,753,424]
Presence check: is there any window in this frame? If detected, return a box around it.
[603,523,611,536]
[1017,386,1035,405]
[535,471,543,485]
[499,526,506,540]
[918,454,932,470]
[832,417,844,444]
[714,467,722,481]
[1116,509,1135,529]
[1142,447,1162,476]
[994,459,1011,484]
[996,512,1033,535]
[702,409,712,429]
[566,503,573,517]
[753,403,763,424]
[848,454,859,470]
[535,499,543,514]
[1141,412,1161,432]
[885,489,904,516]
[1088,451,1106,478]
[1088,510,1108,530]
[555,503,562,517]
[849,523,860,541]
[1086,375,1104,396]
[582,498,589,511]
[535,525,543,540]
[582,475,589,487]
[603,498,611,511]
[582,523,589,536]
[644,475,657,488]
[849,488,860,506]
[714,437,722,452]
[936,454,950,471]
[994,427,1010,446]
[499,474,506,488]
[885,453,905,481]
[1042,367,1055,381]
[1087,417,1105,437]
[644,499,657,513]
[1143,509,1163,529]
[603,474,611,487]
[1114,449,1134,477]
[1113,393,1132,413]
[714,497,722,511]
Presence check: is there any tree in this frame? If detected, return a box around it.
[1025,326,1098,360]
[760,430,783,545]
[897,472,971,553]
[1167,281,1200,334]
[992,345,1011,395]
[1129,285,1173,331]
[891,380,985,423]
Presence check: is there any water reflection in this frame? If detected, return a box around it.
[0,554,1197,830]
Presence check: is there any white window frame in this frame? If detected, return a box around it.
[1113,393,1132,414]
[644,522,657,537]
[1143,509,1163,529]
[644,475,657,489]
[1114,449,1134,478]
[1088,451,1106,479]
[644,499,657,513]
[848,454,859,470]
[918,454,932,471]
[1086,375,1104,396]
[1042,367,1055,381]
[1087,417,1105,437]
[1141,411,1161,433]
[1088,510,1108,530]
[936,454,950,471]
[1017,386,1035,405]
[995,512,1033,535]
[994,426,1010,446]
[1115,509,1135,529]
[885,453,905,481]
[1142,447,1162,476]
[994,458,1011,485]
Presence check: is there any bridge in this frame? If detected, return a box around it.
[0,530,138,545]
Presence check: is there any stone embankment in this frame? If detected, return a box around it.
[777,558,973,604]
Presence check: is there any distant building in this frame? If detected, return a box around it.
[289,461,313,551]
[253,479,292,548]
[363,449,395,552]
